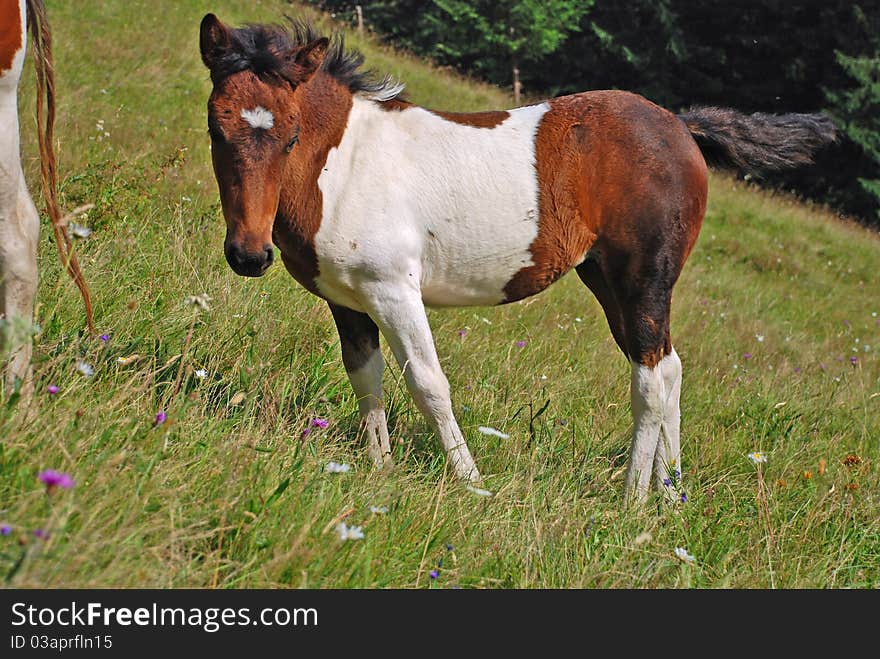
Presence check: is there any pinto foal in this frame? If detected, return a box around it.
[199,15,834,502]
[1,0,93,395]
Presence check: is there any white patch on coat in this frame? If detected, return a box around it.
[240,106,274,130]
[314,97,550,310]
[625,349,683,503]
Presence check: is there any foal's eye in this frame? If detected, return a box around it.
[284,134,299,153]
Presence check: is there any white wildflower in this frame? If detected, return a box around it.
[184,294,211,311]
[369,505,388,514]
[756,334,764,342]
[747,451,768,464]
[325,462,351,474]
[69,222,93,239]
[477,426,509,439]
[466,485,493,497]
[76,361,94,377]
[194,369,207,379]
[674,547,696,563]
[336,522,364,541]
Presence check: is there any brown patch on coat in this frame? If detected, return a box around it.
[274,73,354,296]
[431,109,509,128]
[0,0,23,74]
[376,97,509,128]
[505,91,708,367]
[376,98,412,113]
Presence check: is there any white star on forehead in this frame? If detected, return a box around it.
[240,106,274,130]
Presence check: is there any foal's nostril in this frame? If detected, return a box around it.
[263,245,274,267]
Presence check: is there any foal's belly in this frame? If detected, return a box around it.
[418,221,540,307]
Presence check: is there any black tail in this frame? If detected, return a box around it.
[678,106,836,174]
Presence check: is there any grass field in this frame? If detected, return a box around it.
[1,0,878,588]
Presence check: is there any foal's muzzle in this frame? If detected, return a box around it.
[225,242,274,277]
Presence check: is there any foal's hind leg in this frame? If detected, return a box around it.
[653,347,682,493]
[621,287,683,504]
[361,286,480,484]
[329,303,393,468]
[577,255,683,504]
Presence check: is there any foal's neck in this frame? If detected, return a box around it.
[298,72,355,165]
[274,73,354,252]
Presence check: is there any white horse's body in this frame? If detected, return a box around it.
[1,0,41,393]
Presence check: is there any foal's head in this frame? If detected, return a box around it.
[199,14,328,277]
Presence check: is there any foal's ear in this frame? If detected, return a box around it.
[288,37,330,85]
[200,13,230,70]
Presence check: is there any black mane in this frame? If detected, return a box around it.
[209,18,404,100]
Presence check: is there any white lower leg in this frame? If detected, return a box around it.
[653,348,682,498]
[404,366,480,483]
[624,360,665,503]
[1,176,40,393]
[347,350,393,468]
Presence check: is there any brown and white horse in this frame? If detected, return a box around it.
[199,15,835,502]
[1,0,93,395]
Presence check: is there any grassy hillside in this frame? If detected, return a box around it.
[1,0,877,588]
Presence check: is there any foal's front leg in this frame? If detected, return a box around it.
[329,303,392,468]
[362,286,481,484]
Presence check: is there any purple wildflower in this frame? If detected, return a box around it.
[794,367,802,374]
[38,469,75,491]
[99,334,109,342]
[154,411,167,426]
[743,353,753,360]
[312,418,329,429]
[445,544,453,551]
[33,528,47,539]
[674,470,681,479]
[663,478,672,487]
[0,524,11,536]
[680,493,688,503]
[301,427,312,439]
[516,340,527,348]
[850,356,859,365]
[47,384,59,395]
[429,570,439,580]
[457,329,467,339]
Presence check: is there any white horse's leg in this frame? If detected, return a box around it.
[329,303,392,468]
[363,288,480,484]
[0,173,40,394]
[624,359,665,503]
[652,348,682,498]
[1,50,40,394]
